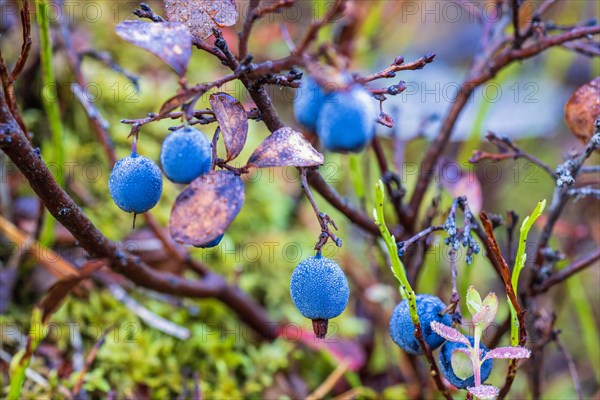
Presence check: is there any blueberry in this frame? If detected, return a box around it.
[290,255,350,338]
[439,336,493,389]
[160,126,212,184]
[293,76,327,133]
[194,234,224,248]
[109,153,162,214]
[316,85,377,153]
[389,294,453,355]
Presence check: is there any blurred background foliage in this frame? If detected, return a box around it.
[1,0,599,398]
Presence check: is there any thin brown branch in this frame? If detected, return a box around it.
[532,248,600,293]
[305,169,381,237]
[408,24,600,228]
[299,168,342,252]
[372,136,406,223]
[238,0,260,60]
[511,0,523,49]
[294,0,345,55]
[0,93,277,340]
[470,132,558,179]
[10,0,32,82]
[356,53,436,84]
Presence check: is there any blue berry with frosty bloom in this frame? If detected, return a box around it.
[316,85,377,153]
[109,152,162,213]
[389,294,452,355]
[290,255,350,338]
[160,126,211,184]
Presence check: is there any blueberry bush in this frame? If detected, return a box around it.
[1,1,599,399]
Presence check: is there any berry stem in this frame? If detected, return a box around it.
[299,168,342,252]
[131,134,138,155]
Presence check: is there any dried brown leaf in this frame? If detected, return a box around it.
[115,20,191,76]
[246,127,324,168]
[38,261,105,323]
[169,170,245,246]
[565,77,600,146]
[164,0,238,39]
[209,93,248,161]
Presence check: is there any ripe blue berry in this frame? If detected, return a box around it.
[160,126,212,184]
[194,234,224,248]
[290,255,350,338]
[109,153,162,214]
[293,76,326,133]
[439,336,493,389]
[389,294,453,355]
[316,85,377,153]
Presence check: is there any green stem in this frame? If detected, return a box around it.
[37,0,65,245]
[373,181,418,322]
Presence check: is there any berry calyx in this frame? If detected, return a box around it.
[289,255,350,339]
[389,294,453,355]
[109,152,162,214]
[160,126,212,184]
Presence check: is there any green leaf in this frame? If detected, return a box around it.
[509,199,546,345]
[466,285,482,317]
[451,349,474,380]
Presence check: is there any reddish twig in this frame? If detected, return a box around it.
[470,132,558,179]
[407,24,600,228]
[356,53,436,83]
[480,212,526,343]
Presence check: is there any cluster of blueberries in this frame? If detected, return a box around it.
[108,126,222,247]
[294,76,378,153]
[290,256,491,388]
[109,79,488,388]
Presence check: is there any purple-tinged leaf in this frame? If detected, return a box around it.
[246,127,324,168]
[164,0,238,40]
[472,305,491,325]
[451,349,474,380]
[430,321,470,345]
[115,21,191,76]
[483,346,531,361]
[169,170,244,246]
[467,385,500,400]
[209,93,248,162]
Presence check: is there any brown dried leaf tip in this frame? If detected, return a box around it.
[209,93,248,162]
[565,77,600,148]
[169,170,245,246]
[115,21,191,76]
[164,0,238,39]
[246,127,324,168]
[312,318,329,339]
